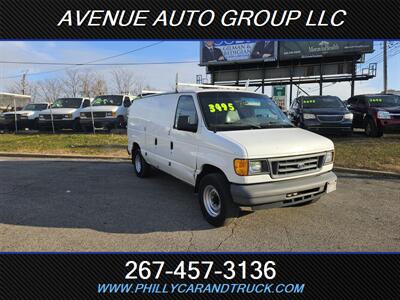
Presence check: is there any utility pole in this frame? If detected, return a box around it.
[20,71,28,95]
[383,41,388,93]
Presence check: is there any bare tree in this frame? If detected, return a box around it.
[79,70,93,98]
[6,77,40,102]
[37,78,62,103]
[91,74,108,97]
[62,69,81,97]
[112,69,142,94]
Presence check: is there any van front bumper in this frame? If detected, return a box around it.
[230,171,337,209]
[80,117,118,128]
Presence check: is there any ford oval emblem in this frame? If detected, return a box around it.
[297,163,305,169]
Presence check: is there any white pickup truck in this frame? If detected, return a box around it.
[127,89,337,226]
[1,102,49,130]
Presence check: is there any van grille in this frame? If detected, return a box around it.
[41,114,64,120]
[83,112,106,118]
[317,115,343,122]
[269,153,325,178]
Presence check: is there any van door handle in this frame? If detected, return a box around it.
[170,141,173,150]
[155,138,157,145]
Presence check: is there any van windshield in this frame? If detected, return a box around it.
[197,92,293,132]
[92,95,123,106]
[302,96,344,108]
[366,95,400,107]
[24,104,48,111]
[51,98,82,108]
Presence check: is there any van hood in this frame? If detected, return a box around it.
[371,106,400,113]
[303,107,348,115]
[40,108,77,114]
[217,128,334,158]
[80,106,118,112]
[3,110,35,116]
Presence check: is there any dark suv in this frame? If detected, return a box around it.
[347,94,400,137]
[288,95,353,135]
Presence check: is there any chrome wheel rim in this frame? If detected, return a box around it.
[134,153,142,173]
[203,185,221,217]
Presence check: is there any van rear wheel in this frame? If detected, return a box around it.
[132,149,151,178]
[198,173,239,227]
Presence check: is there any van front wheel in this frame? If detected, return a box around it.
[198,174,239,227]
[132,149,151,178]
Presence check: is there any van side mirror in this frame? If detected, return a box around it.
[177,115,197,132]
[123,100,131,108]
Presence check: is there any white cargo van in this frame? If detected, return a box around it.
[127,89,337,226]
[2,102,50,130]
[80,94,135,131]
[39,97,91,131]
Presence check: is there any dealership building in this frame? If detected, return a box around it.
[0,92,31,112]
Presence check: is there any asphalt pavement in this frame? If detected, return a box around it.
[0,157,399,252]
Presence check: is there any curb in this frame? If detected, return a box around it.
[0,152,399,179]
[334,166,400,179]
[0,152,130,161]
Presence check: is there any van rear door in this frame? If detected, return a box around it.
[169,95,199,185]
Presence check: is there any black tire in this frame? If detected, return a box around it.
[132,148,151,178]
[33,118,39,130]
[38,124,48,132]
[198,173,240,227]
[82,125,93,133]
[72,119,81,132]
[116,116,126,129]
[365,118,383,137]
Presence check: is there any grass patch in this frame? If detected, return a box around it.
[0,133,128,157]
[332,135,400,173]
[0,133,399,173]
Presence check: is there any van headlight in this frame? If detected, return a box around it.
[377,111,391,120]
[324,150,335,165]
[303,113,316,120]
[344,113,353,120]
[63,114,72,119]
[39,115,45,119]
[234,159,269,176]
[80,112,87,118]
[106,111,116,117]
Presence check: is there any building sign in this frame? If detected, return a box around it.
[279,41,374,60]
[200,40,278,65]
[272,86,286,109]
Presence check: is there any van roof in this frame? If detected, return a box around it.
[136,89,263,100]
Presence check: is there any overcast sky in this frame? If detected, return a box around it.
[0,41,399,100]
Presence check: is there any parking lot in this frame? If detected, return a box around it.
[0,157,399,252]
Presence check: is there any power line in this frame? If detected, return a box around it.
[1,41,164,80]
[0,60,198,66]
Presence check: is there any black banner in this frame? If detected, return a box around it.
[1,253,399,299]
[0,0,399,39]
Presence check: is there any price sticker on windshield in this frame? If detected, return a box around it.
[369,98,383,103]
[304,99,316,104]
[208,103,235,113]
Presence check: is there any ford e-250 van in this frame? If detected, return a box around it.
[127,89,337,226]
[39,97,91,132]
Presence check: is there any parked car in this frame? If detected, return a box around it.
[288,95,353,135]
[347,94,400,137]
[127,89,337,226]
[79,94,134,131]
[1,102,50,131]
[39,97,91,132]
